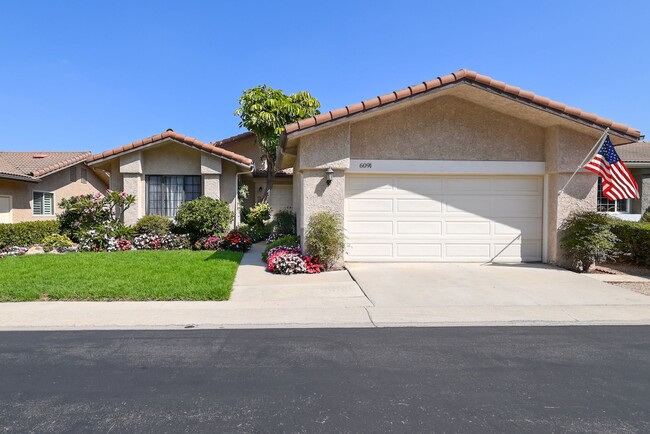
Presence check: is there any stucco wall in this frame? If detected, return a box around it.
[298,170,345,252]
[350,95,545,161]
[0,164,107,223]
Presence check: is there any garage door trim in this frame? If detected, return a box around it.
[349,159,545,175]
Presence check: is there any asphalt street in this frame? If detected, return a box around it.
[1,326,649,433]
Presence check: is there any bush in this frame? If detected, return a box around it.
[271,253,307,275]
[305,212,344,270]
[246,203,271,227]
[134,215,171,236]
[273,210,296,235]
[42,234,73,252]
[0,220,60,248]
[131,233,190,251]
[240,222,274,243]
[58,191,135,241]
[193,236,221,251]
[172,197,233,241]
[262,235,300,262]
[220,230,252,252]
[610,220,650,265]
[266,246,302,273]
[560,211,618,272]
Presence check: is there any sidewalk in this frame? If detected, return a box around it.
[1,246,650,330]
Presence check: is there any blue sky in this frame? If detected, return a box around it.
[1,0,648,152]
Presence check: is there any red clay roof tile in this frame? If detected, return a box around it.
[283,69,641,139]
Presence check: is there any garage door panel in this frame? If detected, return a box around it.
[346,176,393,194]
[397,199,442,213]
[444,196,494,216]
[345,174,543,262]
[396,221,442,235]
[396,243,442,258]
[347,198,393,212]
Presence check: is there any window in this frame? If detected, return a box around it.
[33,192,54,216]
[597,177,628,213]
[69,167,77,182]
[146,175,201,217]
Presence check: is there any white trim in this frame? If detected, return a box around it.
[348,159,545,175]
[32,190,55,217]
[0,195,12,224]
[542,174,549,263]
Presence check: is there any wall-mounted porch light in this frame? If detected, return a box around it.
[325,166,334,185]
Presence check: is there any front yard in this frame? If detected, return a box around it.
[0,250,243,301]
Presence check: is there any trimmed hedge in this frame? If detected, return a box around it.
[0,220,61,248]
[610,220,650,265]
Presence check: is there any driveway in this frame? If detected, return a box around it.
[346,262,650,326]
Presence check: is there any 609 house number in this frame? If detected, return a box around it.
[359,162,372,169]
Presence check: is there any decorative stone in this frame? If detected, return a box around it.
[26,246,45,255]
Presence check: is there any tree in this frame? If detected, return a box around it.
[235,85,320,202]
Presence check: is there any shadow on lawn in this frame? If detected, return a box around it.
[204,251,244,263]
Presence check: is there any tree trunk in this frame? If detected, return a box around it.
[261,157,276,203]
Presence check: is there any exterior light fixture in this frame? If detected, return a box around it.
[325,167,334,185]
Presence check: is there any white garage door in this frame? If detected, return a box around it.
[345,175,543,262]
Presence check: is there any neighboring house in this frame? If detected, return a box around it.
[0,152,107,224]
[86,129,254,226]
[213,132,294,216]
[608,142,650,221]
[277,68,645,265]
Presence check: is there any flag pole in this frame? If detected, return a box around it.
[558,127,609,196]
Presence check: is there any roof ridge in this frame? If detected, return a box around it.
[283,68,641,139]
[87,130,253,167]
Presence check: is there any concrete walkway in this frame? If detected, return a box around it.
[2,247,650,330]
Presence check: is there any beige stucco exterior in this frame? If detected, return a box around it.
[283,84,628,265]
[0,163,107,223]
[90,139,249,226]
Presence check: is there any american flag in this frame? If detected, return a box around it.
[584,135,639,200]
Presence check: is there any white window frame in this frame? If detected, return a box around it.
[596,177,629,214]
[32,191,55,217]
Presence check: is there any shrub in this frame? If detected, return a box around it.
[172,197,233,241]
[193,236,221,251]
[240,222,274,243]
[273,210,296,235]
[160,233,191,250]
[107,238,133,252]
[42,234,73,252]
[262,235,300,262]
[640,211,650,223]
[560,211,618,272]
[134,215,170,236]
[58,191,135,240]
[220,230,252,252]
[303,255,324,274]
[271,253,307,275]
[246,203,271,227]
[132,233,162,250]
[0,220,60,248]
[610,220,650,265]
[305,212,344,270]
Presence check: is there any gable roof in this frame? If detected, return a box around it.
[616,142,650,163]
[87,129,254,167]
[0,151,91,181]
[283,69,641,140]
[211,131,255,148]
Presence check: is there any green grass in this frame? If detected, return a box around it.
[0,250,243,301]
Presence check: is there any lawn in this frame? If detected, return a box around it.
[0,250,243,301]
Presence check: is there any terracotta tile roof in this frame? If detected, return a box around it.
[284,69,641,139]
[252,168,293,178]
[211,131,255,148]
[0,151,91,180]
[616,141,650,163]
[87,129,253,167]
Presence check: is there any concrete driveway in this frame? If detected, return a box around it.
[346,262,650,326]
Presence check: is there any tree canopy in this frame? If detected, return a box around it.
[235,85,320,201]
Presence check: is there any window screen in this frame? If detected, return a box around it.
[146,175,202,217]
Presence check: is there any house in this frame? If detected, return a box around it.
[213,132,294,216]
[277,68,645,265]
[0,152,107,223]
[86,129,254,226]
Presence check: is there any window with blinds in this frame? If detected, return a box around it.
[146,175,202,217]
[33,192,54,216]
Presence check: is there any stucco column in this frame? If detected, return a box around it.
[203,174,220,199]
[640,172,650,215]
[122,173,142,226]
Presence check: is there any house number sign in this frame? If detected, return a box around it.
[358,162,372,169]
